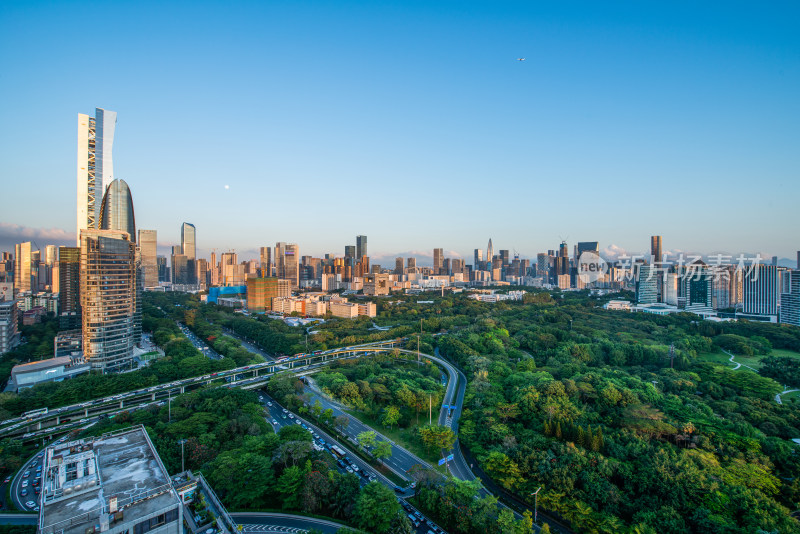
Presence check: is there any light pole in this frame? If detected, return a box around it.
[178,439,187,473]
[531,487,542,524]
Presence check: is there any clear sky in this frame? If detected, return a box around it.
[1,1,798,264]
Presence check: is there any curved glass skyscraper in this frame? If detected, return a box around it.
[99,179,136,242]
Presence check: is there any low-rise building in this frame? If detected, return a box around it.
[0,298,20,355]
[10,355,90,391]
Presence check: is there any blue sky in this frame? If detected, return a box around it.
[0,1,798,263]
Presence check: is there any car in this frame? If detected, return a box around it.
[3,476,10,484]
[22,481,28,488]
[267,402,273,407]
[23,472,30,478]
[295,420,302,425]
[271,419,278,425]
[345,466,353,473]
[408,514,420,528]
[351,464,359,473]
[301,424,308,430]
[281,414,287,419]
[393,486,404,494]
[21,489,27,496]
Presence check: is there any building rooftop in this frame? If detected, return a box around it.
[39,426,179,534]
[12,356,73,374]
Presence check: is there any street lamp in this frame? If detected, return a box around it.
[178,439,187,473]
[531,487,542,524]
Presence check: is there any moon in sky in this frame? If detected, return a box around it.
[224,185,230,190]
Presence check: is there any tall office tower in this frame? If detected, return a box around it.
[636,265,659,304]
[577,242,599,259]
[209,251,218,285]
[683,263,714,314]
[181,222,196,259]
[138,230,158,288]
[781,271,800,326]
[80,229,136,373]
[99,179,136,241]
[536,253,549,277]
[664,273,679,305]
[433,248,444,274]
[196,259,210,287]
[499,250,509,265]
[395,257,404,275]
[13,242,32,294]
[407,257,416,273]
[772,256,779,266]
[58,247,81,318]
[344,245,356,260]
[356,235,368,260]
[743,264,779,316]
[45,245,57,266]
[276,243,299,288]
[260,247,272,277]
[172,245,181,255]
[650,236,662,263]
[474,249,483,268]
[171,253,189,284]
[157,256,168,282]
[797,251,800,269]
[77,108,117,245]
[559,241,568,259]
[487,239,493,262]
[442,258,451,276]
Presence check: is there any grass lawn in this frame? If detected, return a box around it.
[696,349,800,372]
[697,351,735,367]
[770,348,800,360]
[781,390,800,402]
[345,409,449,475]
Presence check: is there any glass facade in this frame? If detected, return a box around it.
[99,179,136,242]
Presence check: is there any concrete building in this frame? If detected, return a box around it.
[356,235,368,260]
[636,265,659,304]
[743,264,779,318]
[259,247,272,277]
[781,270,800,327]
[39,426,182,534]
[246,277,290,313]
[181,223,196,259]
[77,108,117,245]
[14,241,33,294]
[0,297,20,355]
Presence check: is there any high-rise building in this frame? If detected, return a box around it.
[577,242,599,259]
[13,242,33,294]
[181,223,196,259]
[797,251,800,270]
[559,241,568,259]
[80,229,137,373]
[344,245,356,260]
[781,270,800,327]
[683,263,714,315]
[743,264,779,317]
[356,235,368,260]
[433,248,444,274]
[276,243,299,288]
[499,250,509,265]
[650,236,662,264]
[77,108,116,245]
[487,239,493,262]
[260,247,272,277]
[138,230,158,288]
[474,249,483,268]
[636,265,658,304]
[407,257,416,273]
[58,247,81,317]
[171,254,189,285]
[246,277,287,313]
[99,179,136,241]
[395,257,404,275]
[157,256,168,282]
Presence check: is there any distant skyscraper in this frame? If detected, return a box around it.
[487,239,493,261]
[157,256,168,283]
[636,265,659,304]
[536,253,549,277]
[80,229,136,373]
[559,241,568,259]
[797,251,800,269]
[77,108,116,245]
[407,257,416,273]
[99,179,136,242]
[395,257,404,275]
[138,230,158,288]
[13,242,32,294]
[260,247,272,277]
[356,235,368,260]
[276,243,299,287]
[474,249,483,268]
[743,264,779,316]
[650,236,662,263]
[181,223,196,259]
[344,245,356,260]
[577,242,599,259]
[433,248,444,274]
[499,250,509,265]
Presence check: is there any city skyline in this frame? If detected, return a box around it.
[0,2,798,258]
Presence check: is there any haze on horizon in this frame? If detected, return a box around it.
[0,1,797,260]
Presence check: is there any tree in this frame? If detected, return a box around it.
[382,405,401,429]
[418,425,456,451]
[277,464,305,509]
[334,414,350,432]
[373,440,392,464]
[357,430,377,449]
[354,481,401,533]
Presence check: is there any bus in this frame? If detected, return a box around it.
[23,407,48,420]
[330,445,346,459]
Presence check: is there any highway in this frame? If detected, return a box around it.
[232,512,346,533]
[258,393,446,533]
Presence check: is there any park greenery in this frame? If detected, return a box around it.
[435,292,800,533]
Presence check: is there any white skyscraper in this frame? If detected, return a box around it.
[77,108,117,245]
